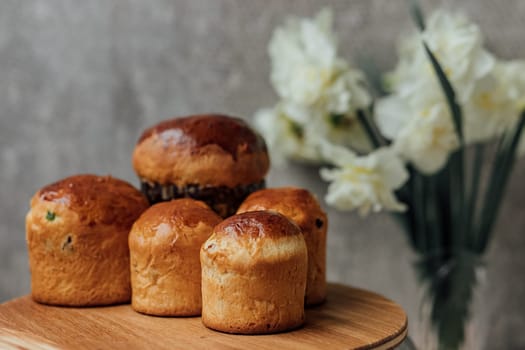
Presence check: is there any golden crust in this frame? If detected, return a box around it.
[212,210,302,240]
[130,198,221,241]
[200,211,307,334]
[25,174,149,306]
[129,199,221,316]
[132,115,270,187]
[237,187,328,306]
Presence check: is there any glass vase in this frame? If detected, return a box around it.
[416,262,488,350]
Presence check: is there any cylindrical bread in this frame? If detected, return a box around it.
[200,211,307,334]
[132,114,270,217]
[237,187,327,306]
[129,199,221,316]
[25,174,149,306]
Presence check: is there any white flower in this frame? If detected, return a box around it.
[269,8,370,115]
[495,61,525,111]
[464,61,525,144]
[253,103,325,164]
[376,96,460,174]
[486,60,525,155]
[254,102,371,165]
[256,8,373,165]
[387,10,494,104]
[376,10,494,173]
[320,144,408,216]
[322,112,372,154]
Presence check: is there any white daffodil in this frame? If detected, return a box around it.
[387,10,494,104]
[375,96,459,174]
[488,61,525,155]
[495,61,525,111]
[254,102,371,164]
[253,103,325,164]
[377,10,494,173]
[464,61,525,144]
[268,8,371,115]
[320,143,408,216]
[322,111,372,154]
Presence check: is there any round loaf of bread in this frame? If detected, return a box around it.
[129,198,221,316]
[200,211,307,334]
[237,187,327,306]
[132,114,270,217]
[25,174,149,306]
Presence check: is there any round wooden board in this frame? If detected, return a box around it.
[0,283,407,350]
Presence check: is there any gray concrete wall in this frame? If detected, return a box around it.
[1,1,524,348]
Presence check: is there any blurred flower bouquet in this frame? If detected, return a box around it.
[255,5,525,350]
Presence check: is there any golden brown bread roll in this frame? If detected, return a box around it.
[25,174,149,306]
[237,187,327,306]
[200,211,307,334]
[129,199,221,316]
[132,114,270,217]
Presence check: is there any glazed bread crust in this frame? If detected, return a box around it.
[237,187,328,306]
[129,199,221,316]
[132,115,269,188]
[201,211,307,334]
[25,174,149,306]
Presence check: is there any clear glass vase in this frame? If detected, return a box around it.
[414,257,488,350]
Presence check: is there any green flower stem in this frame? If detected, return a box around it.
[357,109,382,149]
[408,0,426,31]
[436,167,452,251]
[431,253,480,350]
[422,44,463,143]
[425,175,442,257]
[476,111,525,253]
[422,42,465,252]
[476,137,506,248]
[465,144,484,250]
[451,152,465,251]
[413,171,428,253]
[405,171,419,251]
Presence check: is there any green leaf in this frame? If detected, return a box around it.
[423,43,463,142]
[435,166,452,248]
[424,174,443,256]
[413,171,428,253]
[408,0,426,31]
[46,211,56,221]
[356,109,382,149]
[423,42,465,250]
[465,144,484,250]
[476,110,525,252]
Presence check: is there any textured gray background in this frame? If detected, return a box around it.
[1,0,524,348]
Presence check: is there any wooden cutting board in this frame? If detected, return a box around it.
[0,283,407,350]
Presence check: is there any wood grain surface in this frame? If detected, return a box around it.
[0,283,407,350]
